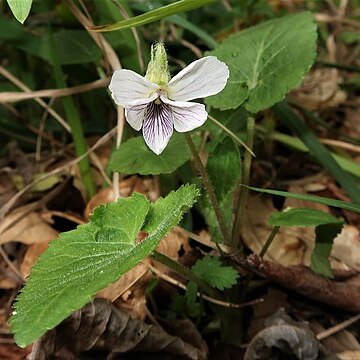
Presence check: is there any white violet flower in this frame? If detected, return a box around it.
[109,43,229,155]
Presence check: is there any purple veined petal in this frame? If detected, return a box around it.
[142,101,174,155]
[167,56,229,102]
[161,96,208,132]
[125,94,159,131]
[109,69,160,107]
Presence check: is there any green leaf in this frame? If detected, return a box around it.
[245,186,360,214]
[11,184,199,347]
[90,0,217,32]
[108,133,199,175]
[269,208,341,227]
[167,15,218,49]
[19,30,102,65]
[206,138,241,198]
[6,0,33,24]
[267,132,360,179]
[200,138,241,242]
[273,102,360,203]
[268,207,344,278]
[311,223,343,278]
[192,256,239,290]
[205,12,317,112]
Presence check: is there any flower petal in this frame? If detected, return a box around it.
[109,69,159,107]
[125,101,148,131]
[167,56,229,102]
[161,96,208,132]
[142,101,173,155]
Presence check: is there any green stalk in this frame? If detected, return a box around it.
[184,133,230,243]
[259,226,280,258]
[48,33,95,199]
[231,115,255,248]
[152,250,218,297]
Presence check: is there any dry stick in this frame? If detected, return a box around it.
[207,114,255,157]
[152,250,218,298]
[148,264,262,308]
[0,66,71,132]
[169,24,203,59]
[184,133,230,243]
[110,0,145,72]
[113,106,125,200]
[0,78,109,103]
[68,0,124,201]
[316,313,360,340]
[0,127,117,219]
[0,245,25,283]
[320,138,360,154]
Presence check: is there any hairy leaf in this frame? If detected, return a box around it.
[192,256,239,290]
[206,12,317,112]
[12,185,199,347]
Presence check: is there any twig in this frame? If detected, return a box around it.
[0,127,117,219]
[36,98,54,162]
[0,78,109,103]
[148,264,262,308]
[152,250,218,297]
[0,66,70,132]
[208,114,255,156]
[0,245,25,283]
[317,313,360,340]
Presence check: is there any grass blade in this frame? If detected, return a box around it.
[89,0,218,32]
[273,102,360,203]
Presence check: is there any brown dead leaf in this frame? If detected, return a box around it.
[97,228,191,320]
[20,242,52,278]
[0,344,31,360]
[242,185,360,273]
[343,107,360,141]
[84,176,160,220]
[338,350,360,360]
[0,205,58,245]
[242,194,315,266]
[289,68,347,110]
[29,298,207,360]
[332,225,360,271]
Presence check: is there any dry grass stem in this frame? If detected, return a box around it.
[0,66,71,132]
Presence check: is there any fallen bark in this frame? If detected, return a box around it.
[233,254,360,312]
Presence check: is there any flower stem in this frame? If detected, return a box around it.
[231,114,255,249]
[152,250,218,297]
[259,226,280,258]
[184,133,230,244]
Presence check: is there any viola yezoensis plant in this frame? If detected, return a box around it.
[14,12,350,350]
[109,43,229,154]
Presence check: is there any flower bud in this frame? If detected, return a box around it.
[145,42,170,85]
